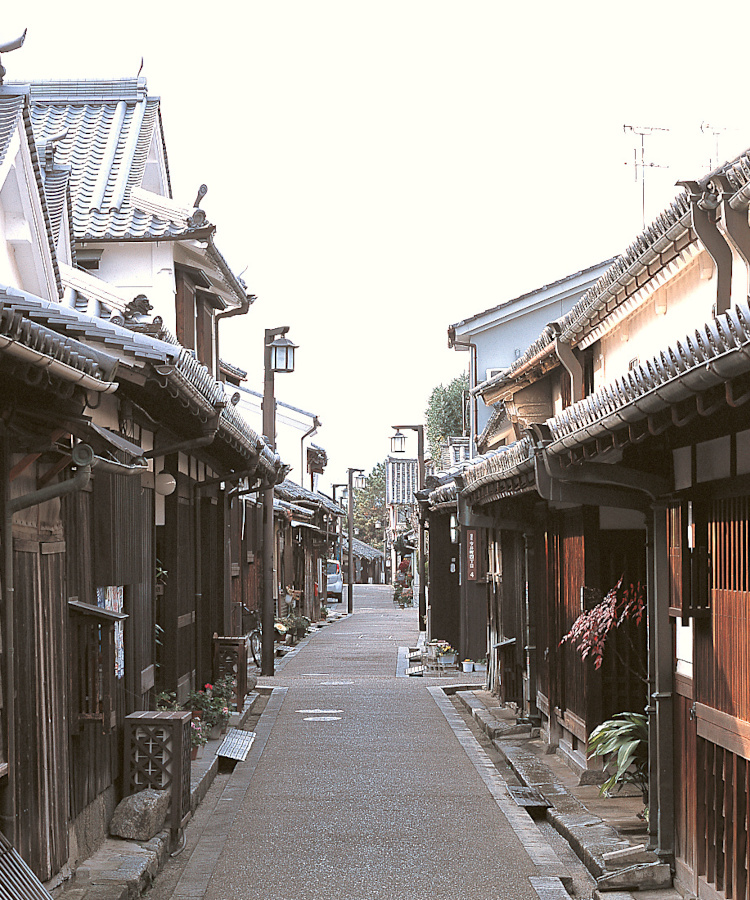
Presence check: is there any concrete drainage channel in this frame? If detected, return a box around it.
[439,685,678,900]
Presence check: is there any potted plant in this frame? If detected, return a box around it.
[462,659,474,673]
[436,642,457,667]
[320,605,329,621]
[190,718,207,760]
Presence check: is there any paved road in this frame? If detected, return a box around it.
[152,585,577,900]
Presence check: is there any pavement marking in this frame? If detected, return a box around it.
[319,680,354,685]
[303,716,342,721]
[296,709,343,713]
[429,686,568,879]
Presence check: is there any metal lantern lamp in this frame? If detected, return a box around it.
[269,334,297,373]
[390,429,407,454]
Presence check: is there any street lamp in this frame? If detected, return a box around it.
[391,424,426,631]
[347,467,364,614]
[262,326,297,677]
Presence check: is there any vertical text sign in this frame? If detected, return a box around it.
[466,528,477,581]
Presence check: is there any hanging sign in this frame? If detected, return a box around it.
[466,528,478,581]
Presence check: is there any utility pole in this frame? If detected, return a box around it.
[624,124,669,230]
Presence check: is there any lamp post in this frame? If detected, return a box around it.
[262,327,297,677]
[331,483,347,565]
[391,425,426,631]
[347,467,364,614]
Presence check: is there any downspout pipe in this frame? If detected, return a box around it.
[300,416,320,491]
[143,412,221,460]
[677,180,732,315]
[2,441,95,843]
[447,329,477,458]
[553,335,583,404]
[714,174,750,299]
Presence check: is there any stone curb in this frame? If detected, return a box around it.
[50,692,261,900]
[453,690,681,899]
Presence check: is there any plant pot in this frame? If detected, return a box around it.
[209,723,222,740]
[462,661,473,673]
[440,654,456,667]
[191,746,199,761]
[474,663,486,673]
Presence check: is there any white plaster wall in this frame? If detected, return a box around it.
[95,242,178,334]
[597,255,717,390]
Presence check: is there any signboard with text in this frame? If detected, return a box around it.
[466,528,477,581]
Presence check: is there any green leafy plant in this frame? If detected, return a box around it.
[154,690,180,711]
[588,711,648,801]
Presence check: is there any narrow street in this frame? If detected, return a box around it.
[146,585,592,900]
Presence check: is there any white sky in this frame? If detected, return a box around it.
[7,1,750,491]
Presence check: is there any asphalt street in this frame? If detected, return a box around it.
[148,585,583,900]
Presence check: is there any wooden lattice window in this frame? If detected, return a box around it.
[69,600,128,732]
[667,501,710,621]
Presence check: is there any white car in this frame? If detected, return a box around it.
[326,559,343,601]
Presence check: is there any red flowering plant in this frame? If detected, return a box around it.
[559,577,646,677]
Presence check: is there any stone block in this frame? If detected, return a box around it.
[596,862,672,891]
[109,789,170,842]
[602,843,659,869]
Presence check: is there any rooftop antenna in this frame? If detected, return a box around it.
[0,28,27,85]
[701,121,726,171]
[624,123,669,230]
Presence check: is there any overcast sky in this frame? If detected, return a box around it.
[7,1,750,491]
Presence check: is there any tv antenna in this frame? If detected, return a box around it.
[700,122,726,172]
[624,124,669,230]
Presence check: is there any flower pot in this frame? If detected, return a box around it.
[209,723,222,740]
[191,745,199,761]
[474,663,486,673]
[462,661,473,673]
[440,653,456,667]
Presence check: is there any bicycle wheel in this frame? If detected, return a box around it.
[250,630,261,667]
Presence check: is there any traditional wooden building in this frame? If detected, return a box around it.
[0,76,289,886]
[436,146,750,898]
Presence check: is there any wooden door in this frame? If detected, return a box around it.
[13,539,69,880]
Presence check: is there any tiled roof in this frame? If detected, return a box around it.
[546,295,750,456]
[0,286,281,481]
[0,89,64,296]
[0,287,176,363]
[476,403,509,450]
[341,536,383,561]
[275,480,345,516]
[25,80,252,311]
[445,438,535,503]
[386,456,419,505]
[0,286,119,391]
[27,80,185,242]
[0,92,24,168]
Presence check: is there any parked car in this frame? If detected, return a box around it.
[326,559,343,601]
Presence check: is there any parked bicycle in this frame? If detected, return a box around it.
[243,606,262,667]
